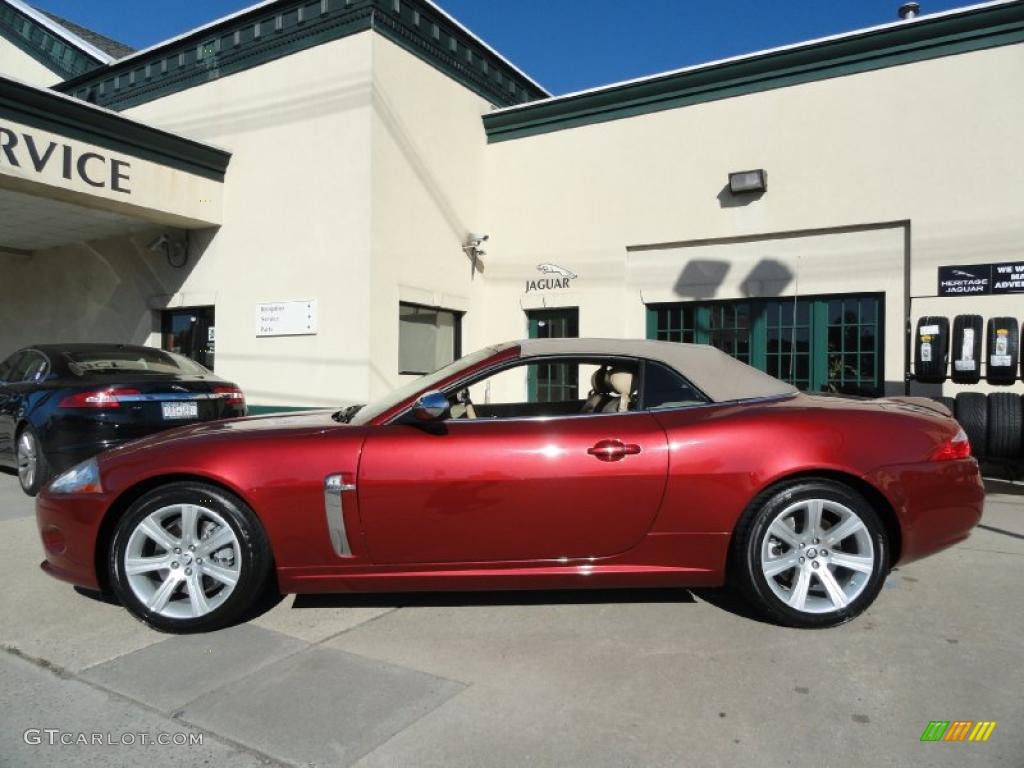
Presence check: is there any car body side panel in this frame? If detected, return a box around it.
[357,413,670,564]
[651,394,981,570]
[865,459,984,564]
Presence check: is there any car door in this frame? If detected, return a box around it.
[357,362,670,565]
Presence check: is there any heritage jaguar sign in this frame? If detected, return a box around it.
[0,124,132,194]
[938,262,1024,296]
[526,263,577,292]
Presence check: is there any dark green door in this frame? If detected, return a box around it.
[647,294,883,396]
[526,308,579,402]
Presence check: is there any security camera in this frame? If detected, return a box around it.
[467,232,489,244]
[147,234,169,252]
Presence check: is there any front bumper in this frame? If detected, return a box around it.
[35,490,113,590]
[867,458,984,565]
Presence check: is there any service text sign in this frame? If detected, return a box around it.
[938,262,1024,296]
[256,300,318,337]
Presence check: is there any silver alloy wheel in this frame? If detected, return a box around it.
[760,498,875,614]
[16,432,36,490]
[124,504,242,619]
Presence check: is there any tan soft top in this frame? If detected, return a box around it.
[517,338,797,403]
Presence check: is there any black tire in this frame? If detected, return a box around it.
[108,481,272,633]
[914,316,950,384]
[985,317,1019,385]
[930,396,955,417]
[955,392,988,458]
[731,479,889,629]
[950,314,983,385]
[15,424,50,497]
[987,393,1023,460]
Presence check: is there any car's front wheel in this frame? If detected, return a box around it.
[108,481,272,633]
[16,425,50,496]
[733,479,889,628]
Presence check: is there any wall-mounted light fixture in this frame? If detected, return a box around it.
[728,169,767,195]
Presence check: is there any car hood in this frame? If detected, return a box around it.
[99,408,347,460]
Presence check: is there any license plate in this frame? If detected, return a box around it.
[162,401,198,420]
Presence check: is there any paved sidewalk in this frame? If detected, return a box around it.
[1,470,1021,767]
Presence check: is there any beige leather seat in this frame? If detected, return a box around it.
[582,368,615,413]
[602,368,635,412]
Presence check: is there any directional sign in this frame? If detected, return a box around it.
[256,300,318,337]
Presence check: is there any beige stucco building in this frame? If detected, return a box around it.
[1,0,1022,412]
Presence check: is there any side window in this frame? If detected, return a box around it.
[9,353,41,383]
[449,358,640,420]
[21,353,48,382]
[642,361,707,410]
[0,352,21,382]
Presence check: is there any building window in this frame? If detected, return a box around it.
[161,306,215,371]
[526,307,579,402]
[399,303,462,375]
[647,293,883,396]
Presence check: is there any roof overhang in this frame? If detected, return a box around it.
[483,0,1024,142]
[53,0,548,112]
[0,74,230,251]
[0,0,110,80]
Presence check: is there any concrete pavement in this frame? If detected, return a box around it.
[1,469,1021,767]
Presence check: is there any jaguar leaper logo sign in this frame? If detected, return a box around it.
[526,263,577,292]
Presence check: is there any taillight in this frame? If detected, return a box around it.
[58,388,141,409]
[932,428,972,461]
[213,385,245,406]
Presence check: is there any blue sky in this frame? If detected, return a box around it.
[35,0,971,94]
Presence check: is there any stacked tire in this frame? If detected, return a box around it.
[952,392,1024,462]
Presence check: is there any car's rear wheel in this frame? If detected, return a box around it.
[733,479,888,628]
[16,425,50,496]
[109,482,271,633]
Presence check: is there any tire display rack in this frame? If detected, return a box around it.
[907,311,1024,478]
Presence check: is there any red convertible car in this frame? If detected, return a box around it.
[35,339,983,632]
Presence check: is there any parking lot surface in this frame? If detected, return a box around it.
[0,470,1021,767]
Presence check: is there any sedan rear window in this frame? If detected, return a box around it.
[65,348,209,376]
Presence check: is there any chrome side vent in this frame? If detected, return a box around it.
[324,474,356,556]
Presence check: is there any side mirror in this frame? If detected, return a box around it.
[411,390,450,422]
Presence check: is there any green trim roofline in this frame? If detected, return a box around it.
[55,0,548,111]
[0,0,108,80]
[483,0,1024,142]
[0,76,231,181]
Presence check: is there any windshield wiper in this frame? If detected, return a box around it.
[332,404,363,423]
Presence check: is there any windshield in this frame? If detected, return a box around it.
[65,347,210,376]
[348,344,515,425]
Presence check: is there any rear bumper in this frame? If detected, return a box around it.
[35,490,113,590]
[867,458,984,566]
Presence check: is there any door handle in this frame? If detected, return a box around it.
[587,439,641,462]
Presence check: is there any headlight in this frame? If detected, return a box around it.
[49,458,103,494]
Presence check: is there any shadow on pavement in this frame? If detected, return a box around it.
[291,587,697,610]
[983,477,1024,495]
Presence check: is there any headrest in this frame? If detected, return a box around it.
[591,367,612,394]
[607,368,634,397]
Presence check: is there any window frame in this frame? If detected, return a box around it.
[398,301,464,376]
[388,354,711,425]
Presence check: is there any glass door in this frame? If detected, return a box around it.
[161,306,215,371]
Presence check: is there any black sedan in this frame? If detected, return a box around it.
[0,344,246,495]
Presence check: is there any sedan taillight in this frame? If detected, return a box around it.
[931,428,972,461]
[58,388,141,409]
[212,385,245,406]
